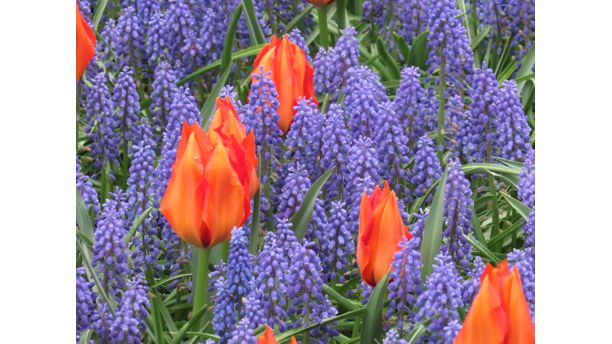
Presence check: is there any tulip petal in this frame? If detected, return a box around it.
[201,143,247,247]
[454,276,509,344]
[160,124,205,247]
[209,97,246,146]
[371,188,406,284]
[257,325,278,344]
[276,37,295,133]
[76,5,96,80]
[503,268,535,344]
[357,192,375,286]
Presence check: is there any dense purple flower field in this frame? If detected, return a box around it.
[76,0,535,343]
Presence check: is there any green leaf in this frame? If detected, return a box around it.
[465,235,503,264]
[168,303,209,344]
[177,44,264,85]
[150,292,165,344]
[516,46,535,92]
[376,37,401,79]
[360,272,390,344]
[242,0,266,45]
[500,191,531,219]
[470,25,492,50]
[407,323,428,344]
[277,308,365,342]
[221,4,244,72]
[408,31,429,69]
[76,191,94,254]
[290,167,335,240]
[323,284,362,311]
[393,32,411,62]
[124,207,154,244]
[92,0,109,30]
[151,273,192,289]
[494,157,524,170]
[199,67,232,129]
[488,219,524,247]
[286,4,315,33]
[76,240,117,312]
[420,171,447,279]
[79,329,94,344]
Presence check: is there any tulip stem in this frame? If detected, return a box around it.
[336,0,348,30]
[192,246,211,330]
[317,5,330,47]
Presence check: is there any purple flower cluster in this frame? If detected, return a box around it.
[76,267,96,339]
[77,160,101,217]
[313,27,360,95]
[110,277,150,344]
[519,149,536,210]
[467,67,499,162]
[344,66,387,139]
[375,102,410,194]
[363,0,428,46]
[386,235,422,331]
[410,136,442,199]
[93,189,130,295]
[441,159,473,268]
[393,67,430,147]
[495,80,532,161]
[284,98,323,177]
[415,252,464,343]
[383,328,409,344]
[320,104,351,200]
[228,318,257,344]
[321,201,353,282]
[508,247,535,319]
[426,0,475,94]
[113,66,141,148]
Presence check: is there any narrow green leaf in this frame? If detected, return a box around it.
[277,308,365,342]
[498,61,518,83]
[360,272,390,344]
[286,4,315,33]
[516,46,535,92]
[79,329,93,344]
[242,0,266,44]
[500,191,531,220]
[169,303,209,344]
[420,171,447,279]
[408,31,429,69]
[199,67,232,128]
[151,273,192,288]
[124,207,154,244]
[323,284,362,311]
[376,37,401,79]
[470,25,492,50]
[290,167,335,240]
[494,157,524,170]
[393,32,411,62]
[150,292,165,344]
[76,191,94,252]
[472,211,486,244]
[92,0,109,30]
[177,44,264,85]
[407,323,427,344]
[221,4,244,73]
[465,235,503,264]
[462,163,520,176]
[489,219,524,247]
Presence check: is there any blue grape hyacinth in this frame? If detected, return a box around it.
[76,267,97,340]
[110,277,150,344]
[508,247,535,320]
[495,80,532,161]
[415,252,464,343]
[410,135,442,200]
[322,201,353,283]
[344,66,388,139]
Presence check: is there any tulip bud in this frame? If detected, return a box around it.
[76,4,95,80]
[454,260,535,344]
[252,35,316,134]
[306,0,334,5]
[257,325,297,344]
[160,98,259,248]
[357,181,411,286]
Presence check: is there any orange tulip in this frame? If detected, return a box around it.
[258,325,297,344]
[76,4,95,80]
[160,98,259,248]
[454,260,535,344]
[357,181,411,286]
[306,0,334,5]
[252,35,316,134]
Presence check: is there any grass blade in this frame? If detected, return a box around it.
[124,207,154,244]
[420,171,447,279]
[500,191,531,220]
[199,67,232,129]
[169,304,209,344]
[242,0,266,44]
[290,167,335,240]
[360,272,390,344]
[76,190,94,254]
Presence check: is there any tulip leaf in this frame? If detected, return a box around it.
[408,31,429,69]
[420,170,447,280]
[500,191,531,220]
[241,0,266,45]
[200,67,232,129]
[360,272,390,344]
[291,167,335,240]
